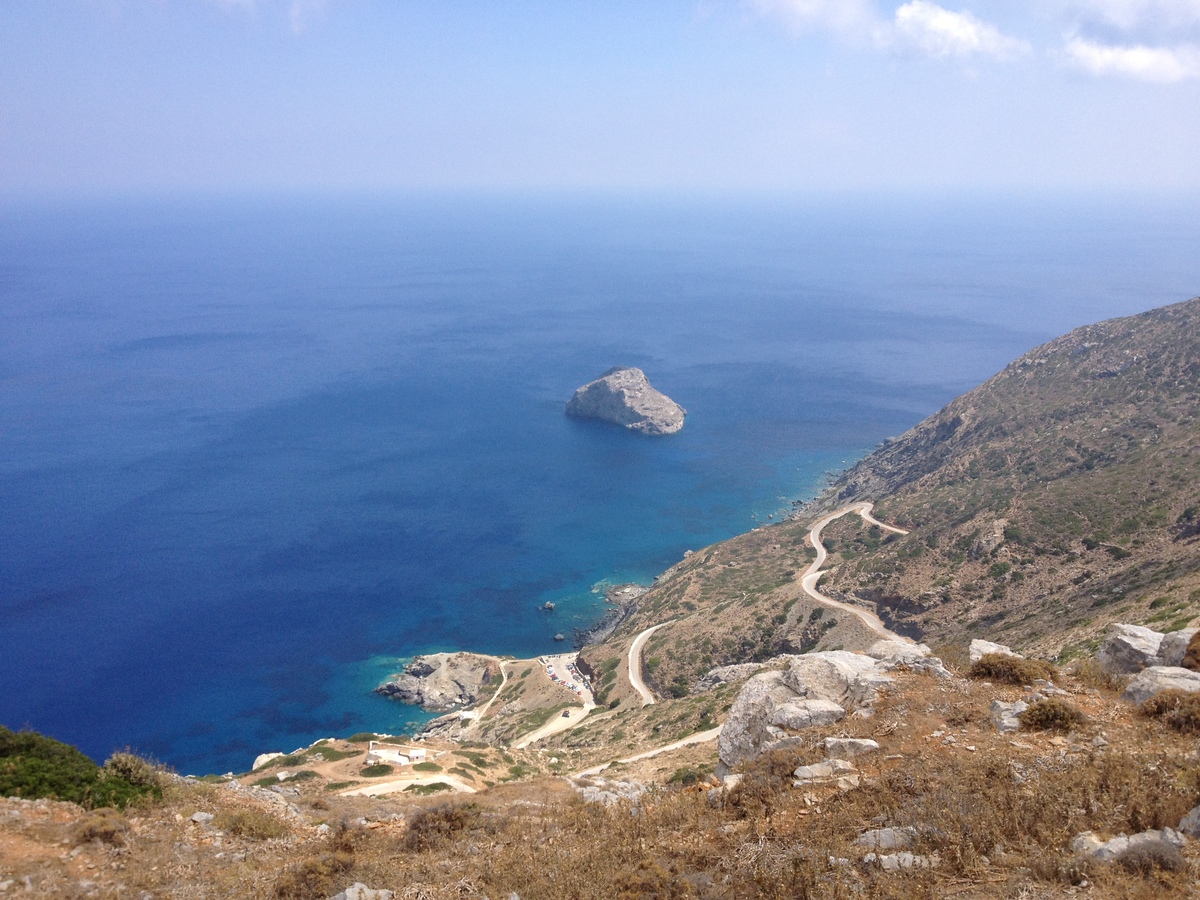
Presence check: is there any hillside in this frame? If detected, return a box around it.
[5,297,1200,898]
[808,295,1200,659]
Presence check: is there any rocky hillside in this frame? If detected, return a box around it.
[806,296,1200,658]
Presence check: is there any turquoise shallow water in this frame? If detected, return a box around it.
[1,192,1197,773]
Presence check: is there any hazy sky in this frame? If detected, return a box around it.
[2,1,1199,194]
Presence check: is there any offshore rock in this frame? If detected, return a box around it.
[565,367,685,435]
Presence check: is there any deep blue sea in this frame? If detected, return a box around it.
[2,192,1197,774]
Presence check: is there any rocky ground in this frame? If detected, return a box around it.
[4,627,1199,899]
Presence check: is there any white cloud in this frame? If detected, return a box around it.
[1061,0,1200,30]
[1064,35,1200,79]
[748,0,881,36]
[892,2,1032,59]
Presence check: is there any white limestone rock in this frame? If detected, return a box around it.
[862,851,937,870]
[855,827,916,851]
[719,651,901,768]
[565,367,686,436]
[252,752,284,771]
[1159,628,1199,667]
[989,699,1029,734]
[1121,665,1200,706]
[770,699,847,732]
[793,759,859,790]
[823,737,880,759]
[969,639,1019,664]
[1098,624,1165,674]
[1070,828,1187,863]
[783,651,892,708]
[329,885,396,900]
[1179,804,1200,839]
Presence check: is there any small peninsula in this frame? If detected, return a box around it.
[565,366,686,435]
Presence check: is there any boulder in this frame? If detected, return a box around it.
[989,699,1028,734]
[565,367,686,436]
[693,663,765,693]
[855,827,915,851]
[770,699,846,731]
[1098,624,1164,674]
[793,759,859,790]
[1183,630,1200,671]
[252,752,284,771]
[1158,628,1199,667]
[717,671,812,768]
[783,651,892,707]
[718,651,905,768]
[1179,804,1200,839]
[1069,828,1187,863]
[969,639,1019,664]
[1121,666,1200,706]
[823,737,880,759]
[867,641,952,679]
[571,777,646,806]
[862,852,937,870]
[329,885,395,900]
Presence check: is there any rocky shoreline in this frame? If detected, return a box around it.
[373,652,501,712]
[572,583,647,648]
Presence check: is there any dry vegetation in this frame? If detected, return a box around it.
[3,667,1198,898]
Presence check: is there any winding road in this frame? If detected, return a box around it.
[627,622,670,706]
[800,501,911,643]
[573,725,723,777]
[460,660,510,728]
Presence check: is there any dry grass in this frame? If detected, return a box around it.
[967,653,1058,685]
[3,671,1198,899]
[1018,698,1087,732]
[213,807,290,840]
[1141,689,1200,734]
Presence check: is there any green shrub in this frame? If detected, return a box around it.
[1019,698,1086,732]
[1141,690,1200,734]
[412,761,442,773]
[345,733,377,743]
[968,653,1057,685]
[0,727,158,809]
[403,782,453,796]
[360,764,394,777]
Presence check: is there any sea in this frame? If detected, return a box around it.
[2,191,1198,775]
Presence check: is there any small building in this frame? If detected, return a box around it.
[365,741,410,767]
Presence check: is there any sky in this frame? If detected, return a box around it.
[1,1,1199,194]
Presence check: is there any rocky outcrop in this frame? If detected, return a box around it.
[565,367,685,435]
[693,663,767,693]
[1161,628,1199,668]
[717,645,944,769]
[1098,624,1165,674]
[969,639,1018,664]
[375,652,500,712]
[1070,828,1187,864]
[1097,624,1200,675]
[1121,666,1200,706]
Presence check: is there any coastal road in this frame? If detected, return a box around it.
[573,725,723,777]
[627,622,670,706]
[800,502,911,643]
[512,697,597,749]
